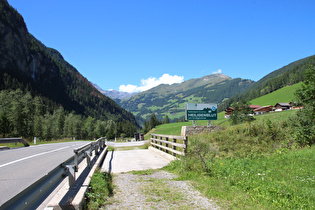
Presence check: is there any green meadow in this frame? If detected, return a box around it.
[250,82,302,106]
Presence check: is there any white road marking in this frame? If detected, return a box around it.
[0,146,70,168]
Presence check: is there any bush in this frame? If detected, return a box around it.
[183,135,219,175]
[294,66,315,146]
[230,99,255,125]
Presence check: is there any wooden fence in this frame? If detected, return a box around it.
[150,134,188,157]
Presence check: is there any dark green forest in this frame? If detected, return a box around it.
[0,89,137,140]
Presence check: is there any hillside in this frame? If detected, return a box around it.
[0,0,137,125]
[249,82,302,106]
[219,54,315,111]
[117,74,254,122]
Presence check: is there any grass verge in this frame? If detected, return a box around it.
[84,170,113,210]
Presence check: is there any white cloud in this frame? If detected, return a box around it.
[119,84,139,93]
[119,74,184,93]
[212,69,222,74]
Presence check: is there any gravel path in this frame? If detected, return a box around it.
[103,170,220,209]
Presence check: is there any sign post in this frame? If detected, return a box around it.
[185,103,217,125]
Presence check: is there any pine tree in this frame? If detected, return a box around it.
[0,112,12,137]
[149,113,159,130]
[164,115,170,124]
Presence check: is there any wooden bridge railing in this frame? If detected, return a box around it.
[150,134,188,157]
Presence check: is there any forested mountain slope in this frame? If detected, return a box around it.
[218,54,315,111]
[117,74,254,122]
[0,0,137,125]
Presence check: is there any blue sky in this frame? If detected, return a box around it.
[7,0,315,93]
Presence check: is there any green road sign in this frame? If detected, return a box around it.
[185,103,217,121]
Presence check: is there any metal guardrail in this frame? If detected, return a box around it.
[150,134,188,157]
[67,137,106,187]
[0,138,30,147]
[0,137,106,210]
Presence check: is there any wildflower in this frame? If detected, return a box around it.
[258,173,261,176]
[220,163,223,166]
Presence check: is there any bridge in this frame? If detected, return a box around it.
[0,134,187,209]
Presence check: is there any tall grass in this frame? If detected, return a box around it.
[166,146,314,209]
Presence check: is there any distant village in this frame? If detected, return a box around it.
[225,102,303,118]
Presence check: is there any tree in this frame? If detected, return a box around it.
[164,115,170,124]
[142,119,150,134]
[149,113,159,130]
[0,112,12,137]
[10,90,25,136]
[95,120,106,138]
[84,116,95,139]
[33,115,43,139]
[42,113,53,140]
[54,107,65,138]
[230,99,254,125]
[106,122,115,140]
[294,66,315,146]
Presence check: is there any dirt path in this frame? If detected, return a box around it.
[103,170,220,209]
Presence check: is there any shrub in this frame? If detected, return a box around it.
[294,66,315,146]
[183,135,219,175]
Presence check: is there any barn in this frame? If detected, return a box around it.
[274,103,291,111]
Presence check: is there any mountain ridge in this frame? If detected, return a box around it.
[116,73,254,123]
[93,83,137,100]
[0,0,137,125]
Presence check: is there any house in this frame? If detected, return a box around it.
[249,105,261,109]
[274,103,291,111]
[224,105,261,118]
[225,107,234,117]
[254,105,273,115]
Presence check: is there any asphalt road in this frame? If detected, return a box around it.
[0,141,90,206]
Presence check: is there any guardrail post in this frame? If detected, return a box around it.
[159,136,163,152]
[85,151,91,168]
[165,137,169,154]
[151,134,155,149]
[183,136,188,155]
[74,152,79,172]
[66,165,76,187]
[173,138,177,157]
[101,140,105,149]
[95,144,99,155]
